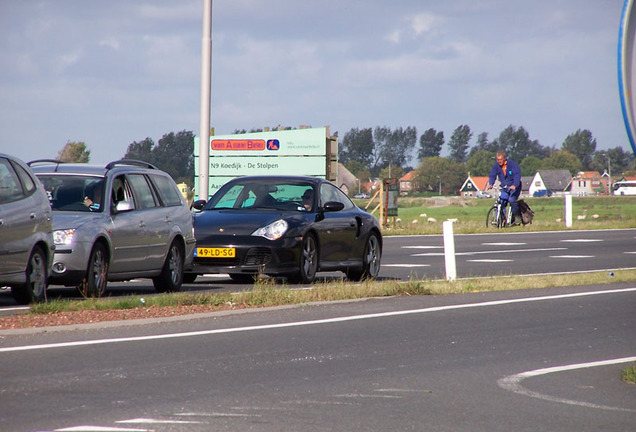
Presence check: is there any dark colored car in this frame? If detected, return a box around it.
[188,176,382,283]
[0,153,54,304]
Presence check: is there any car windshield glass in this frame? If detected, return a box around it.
[207,181,314,211]
[38,175,105,212]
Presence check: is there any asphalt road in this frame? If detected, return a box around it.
[1,283,635,431]
[2,228,635,308]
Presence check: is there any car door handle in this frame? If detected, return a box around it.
[349,220,357,227]
[30,212,37,220]
[139,221,146,228]
[0,219,3,227]
[165,216,173,224]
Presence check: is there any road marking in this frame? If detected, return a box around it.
[413,247,567,257]
[467,259,513,263]
[481,242,526,246]
[498,356,636,412]
[549,255,595,259]
[560,239,604,242]
[382,264,430,267]
[118,418,201,424]
[1,287,635,354]
[56,427,150,432]
[402,246,442,249]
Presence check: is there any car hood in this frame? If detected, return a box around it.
[194,209,305,236]
[51,211,103,230]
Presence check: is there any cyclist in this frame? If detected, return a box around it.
[486,151,522,225]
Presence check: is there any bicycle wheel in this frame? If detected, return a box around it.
[498,206,507,228]
[486,206,499,227]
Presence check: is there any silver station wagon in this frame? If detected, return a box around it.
[0,153,54,304]
[30,159,195,298]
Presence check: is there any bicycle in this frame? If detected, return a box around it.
[486,187,512,228]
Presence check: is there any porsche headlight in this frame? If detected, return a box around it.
[54,229,76,246]
[251,219,288,240]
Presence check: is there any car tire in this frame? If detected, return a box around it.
[78,243,109,298]
[11,246,48,305]
[287,233,318,284]
[346,232,381,281]
[153,240,184,293]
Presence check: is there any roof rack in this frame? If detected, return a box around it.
[27,159,65,172]
[105,159,158,170]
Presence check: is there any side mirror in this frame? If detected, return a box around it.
[192,199,207,211]
[115,200,134,213]
[322,201,345,212]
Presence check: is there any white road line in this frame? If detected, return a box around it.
[560,239,604,242]
[56,427,150,432]
[117,418,202,424]
[549,255,595,259]
[413,247,567,257]
[1,287,635,354]
[481,242,526,246]
[467,259,513,263]
[498,356,636,412]
[382,264,430,267]
[401,246,442,249]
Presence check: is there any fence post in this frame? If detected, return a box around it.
[565,194,573,227]
[443,220,457,281]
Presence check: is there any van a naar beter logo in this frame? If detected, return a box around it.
[211,139,266,151]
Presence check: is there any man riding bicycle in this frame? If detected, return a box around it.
[486,151,522,226]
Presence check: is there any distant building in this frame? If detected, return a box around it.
[569,171,606,196]
[529,170,572,197]
[399,170,418,195]
[459,175,490,197]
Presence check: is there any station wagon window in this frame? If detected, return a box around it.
[13,162,37,195]
[150,174,183,207]
[128,174,158,209]
[0,157,24,203]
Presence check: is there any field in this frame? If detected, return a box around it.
[354,195,636,235]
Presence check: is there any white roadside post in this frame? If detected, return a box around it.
[565,194,573,227]
[443,220,457,282]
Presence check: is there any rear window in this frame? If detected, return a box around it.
[150,174,184,207]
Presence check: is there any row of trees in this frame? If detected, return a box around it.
[56,124,635,197]
[340,124,635,195]
[56,131,196,187]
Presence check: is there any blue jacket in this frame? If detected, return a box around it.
[488,158,521,190]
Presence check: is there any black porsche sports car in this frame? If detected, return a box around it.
[186,175,382,284]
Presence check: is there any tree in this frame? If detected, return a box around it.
[378,164,405,181]
[125,137,155,162]
[57,141,90,163]
[153,130,195,185]
[417,128,444,159]
[373,126,417,173]
[447,125,472,163]
[542,150,582,175]
[124,130,195,187]
[497,125,547,163]
[562,129,596,170]
[339,128,374,167]
[589,147,635,176]
[468,132,497,158]
[466,150,495,176]
[520,156,543,176]
[414,157,467,195]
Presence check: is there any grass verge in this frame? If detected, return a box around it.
[622,365,636,384]
[29,268,636,316]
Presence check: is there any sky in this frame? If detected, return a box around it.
[0,0,632,165]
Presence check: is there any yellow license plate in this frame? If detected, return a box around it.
[196,247,236,258]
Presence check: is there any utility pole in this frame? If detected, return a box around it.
[197,0,212,200]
